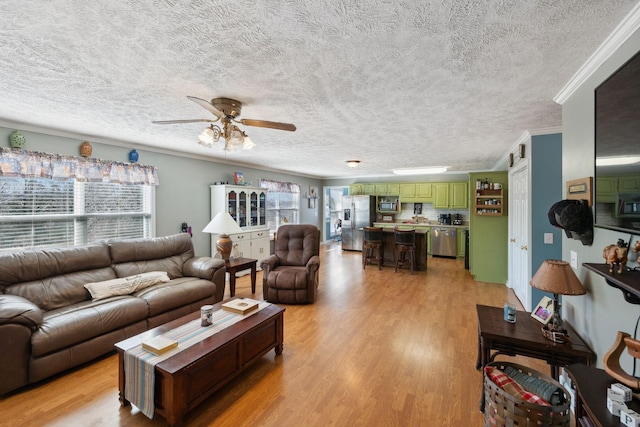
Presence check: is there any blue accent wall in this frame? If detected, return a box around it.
[530,133,563,309]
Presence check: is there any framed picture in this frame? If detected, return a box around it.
[531,296,554,324]
[308,198,316,209]
[233,171,244,185]
[309,186,317,199]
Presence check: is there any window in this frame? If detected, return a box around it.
[260,179,300,233]
[0,177,153,251]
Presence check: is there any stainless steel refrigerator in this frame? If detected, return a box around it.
[341,195,377,251]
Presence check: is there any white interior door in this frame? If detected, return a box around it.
[509,164,531,310]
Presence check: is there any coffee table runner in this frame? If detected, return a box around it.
[124,301,270,419]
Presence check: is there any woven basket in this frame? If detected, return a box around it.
[484,362,570,427]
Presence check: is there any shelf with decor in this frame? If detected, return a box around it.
[583,262,640,304]
[474,189,504,216]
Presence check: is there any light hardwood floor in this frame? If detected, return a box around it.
[0,241,547,426]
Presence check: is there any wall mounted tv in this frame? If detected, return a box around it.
[594,49,640,235]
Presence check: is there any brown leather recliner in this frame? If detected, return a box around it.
[261,224,320,304]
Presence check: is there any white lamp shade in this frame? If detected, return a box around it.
[202,211,243,235]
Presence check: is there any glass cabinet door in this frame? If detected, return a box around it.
[250,192,258,227]
[259,191,266,226]
[228,191,237,222]
[238,191,247,227]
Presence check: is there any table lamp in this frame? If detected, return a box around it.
[202,212,242,260]
[530,259,586,343]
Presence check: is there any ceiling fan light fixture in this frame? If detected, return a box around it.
[198,125,221,147]
[242,133,255,150]
[393,166,448,175]
[346,160,361,168]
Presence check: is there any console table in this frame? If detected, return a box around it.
[566,363,640,427]
[476,304,595,411]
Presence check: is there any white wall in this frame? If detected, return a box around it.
[561,29,640,368]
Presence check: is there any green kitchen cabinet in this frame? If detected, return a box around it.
[618,175,640,191]
[596,176,617,203]
[350,184,363,195]
[363,184,376,195]
[416,183,433,201]
[399,183,416,200]
[386,183,400,195]
[434,182,468,209]
[374,183,400,196]
[456,228,467,258]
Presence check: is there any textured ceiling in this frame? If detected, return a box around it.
[0,1,637,179]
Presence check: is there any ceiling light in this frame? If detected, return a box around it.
[346,160,361,168]
[596,156,640,166]
[392,166,448,175]
[198,125,219,147]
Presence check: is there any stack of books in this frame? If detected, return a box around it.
[222,298,260,315]
[142,335,178,356]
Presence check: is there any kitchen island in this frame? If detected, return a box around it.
[373,222,468,259]
[377,228,428,271]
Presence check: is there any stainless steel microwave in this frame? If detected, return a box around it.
[379,201,396,211]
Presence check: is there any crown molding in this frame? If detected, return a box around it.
[554,2,640,105]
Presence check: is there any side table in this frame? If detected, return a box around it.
[476,304,594,412]
[225,257,258,297]
[566,363,640,427]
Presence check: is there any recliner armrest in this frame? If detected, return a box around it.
[183,256,225,281]
[261,255,281,274]
[306,255,320,272]
[0,294,43,331]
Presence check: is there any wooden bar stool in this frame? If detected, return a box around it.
[393,228,416,274]
[362,227,384,270]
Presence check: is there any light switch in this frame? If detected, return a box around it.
[570,251,578,269]
[544,233,553,244]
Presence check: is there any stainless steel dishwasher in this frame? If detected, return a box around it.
[431,227,457,258]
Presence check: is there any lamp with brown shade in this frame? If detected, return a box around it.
[530,259,586,343]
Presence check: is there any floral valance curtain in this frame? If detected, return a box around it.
[0,148,159,186]
[259,179,300,193]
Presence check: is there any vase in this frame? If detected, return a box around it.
[80,141,92,157]
[9,130,26,148]
[128,149,139,162]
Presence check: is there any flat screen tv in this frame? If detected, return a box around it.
[594,49,640,235]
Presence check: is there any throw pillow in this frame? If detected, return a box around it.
[84,271,170,300]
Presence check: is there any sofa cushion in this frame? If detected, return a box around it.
[133,277,216,317]
[31,296,149,357]
[0,242,114,311]
[109,234,195,279]
[5,267,116,311]
[84,271,170,300]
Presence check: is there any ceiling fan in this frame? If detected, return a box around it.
[153,97,296,151]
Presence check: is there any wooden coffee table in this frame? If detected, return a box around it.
[115,301,285,426]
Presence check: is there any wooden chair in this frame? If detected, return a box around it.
[362,227,384,270]
[393,228,416,274]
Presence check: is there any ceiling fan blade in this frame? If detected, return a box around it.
[152,119,216,124]
[240,119,296,132]
[187,96,225,118]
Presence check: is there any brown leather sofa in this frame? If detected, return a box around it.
[261,224,320,304]
[0,233,226,396]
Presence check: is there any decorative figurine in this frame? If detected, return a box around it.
[603,239,628,274]
[633,240,640,270]
[80,141,92,157]
[128,149,139,162]
[9,130,26,148]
